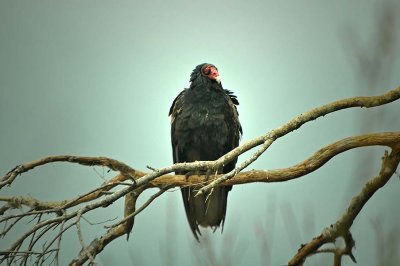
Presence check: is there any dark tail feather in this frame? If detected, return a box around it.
[181,186,231,240]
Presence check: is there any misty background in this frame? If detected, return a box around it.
[1,1,399,265]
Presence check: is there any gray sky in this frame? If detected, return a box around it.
[1,1,399,265]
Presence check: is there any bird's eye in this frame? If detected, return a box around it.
[202,65,211,75]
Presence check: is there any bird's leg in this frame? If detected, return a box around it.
[204,169,212,182]
[184,171,192,180]
[184,172,191,181]
[205,168,220,182]
[184,170,201,181]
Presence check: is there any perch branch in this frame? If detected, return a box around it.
[149,132,400,187]
[1,132,398,214]
[196,86,400,195]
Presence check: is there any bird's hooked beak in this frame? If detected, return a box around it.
[207,65,221,84]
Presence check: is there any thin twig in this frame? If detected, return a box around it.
[107,186,169,230]
[76,209,97,265]
[0,156,137,189]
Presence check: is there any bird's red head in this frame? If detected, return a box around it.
[201,64,221,83]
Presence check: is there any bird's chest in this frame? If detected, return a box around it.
[174,92,233,152]
[183,91,229,128]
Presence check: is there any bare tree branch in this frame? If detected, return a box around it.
[2,132,398,214]
[117,186,169,232]
[287,144,400,266]
[76,210,98,266]
[1,133,398,264]
[69,224,127,266]
[68,187,170,265]
[196,86,400,195]
[149,132,400,187]
[0,156,136,189]
[1,86,399,265]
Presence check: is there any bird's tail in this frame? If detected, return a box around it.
[181,186,231,240]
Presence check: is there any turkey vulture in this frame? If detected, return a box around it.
[169,63,242,240]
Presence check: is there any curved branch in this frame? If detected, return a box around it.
[197,86,400,194]
[1,132,399,211]
[287,144,400,266]
[149,132,400,186]
[0,156,136,189]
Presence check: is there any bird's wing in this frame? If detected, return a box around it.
[224,89,242,137]
[169,90,202,239]
[169,89,185,165]
[224,89,239,105]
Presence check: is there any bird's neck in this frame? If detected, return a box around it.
[190,79,222,92]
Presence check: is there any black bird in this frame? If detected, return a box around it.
[169,63,242,240]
